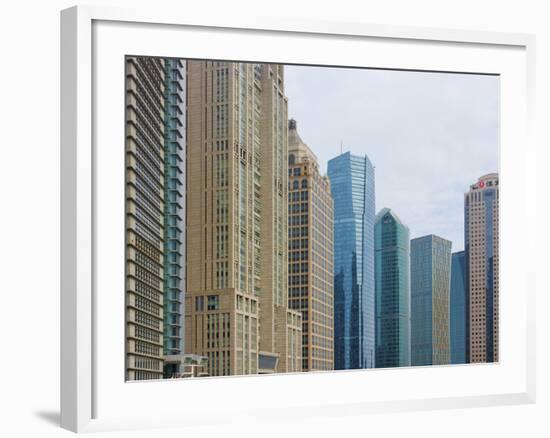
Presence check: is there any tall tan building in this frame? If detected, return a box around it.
[288,120,334,371]
[465,173,499,363]
[258,65,302,373]
[185,61,301,376]
[125,57,166,380]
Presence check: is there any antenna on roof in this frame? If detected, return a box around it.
[340,140,343,155]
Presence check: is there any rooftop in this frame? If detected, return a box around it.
[375,207,409,229]
[288,118,318,164]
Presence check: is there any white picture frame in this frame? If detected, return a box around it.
[60,4,536,433]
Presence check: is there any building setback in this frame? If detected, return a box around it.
[450,250,467,364]
[288,119,335,372]
[410,235,452,366]
[185,61,301,376]
[162,59,186,377]
[465,173,499,363]
[328,152,376,370]
[125,56,166,380]
[375,208,410,368]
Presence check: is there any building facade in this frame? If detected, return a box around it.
[125,56,166,380]
[162,59,186,377]
[327,152,376,370]
[465,173,499,363]
[410,235,452,366]
[450,250,467,364]
[288,119,334,372]
[185,61,301,376]
[258,66,303,373]
[374,208,410,368]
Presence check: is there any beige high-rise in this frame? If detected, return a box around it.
[465,173,499,363]
[288,119,334,371]
[185,61,301,376]
[125,57,166,380]
[258,65,302,373]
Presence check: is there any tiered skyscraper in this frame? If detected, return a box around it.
[465,173,499,363]
[288,119,335,371]
[185,61,302,376]
[375,208,410,368]
[410,235,451,366]
[450,250,467,364]
[125,57,167,380]
[328,152,376,370]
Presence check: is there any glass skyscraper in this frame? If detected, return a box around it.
[162,59,186,377]
[375,208,410,368]
[327,152,376,370]
[410,235,451,366]
[450,250,467,364]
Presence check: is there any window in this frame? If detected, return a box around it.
[195,296,204,312]
[207,295,220,311]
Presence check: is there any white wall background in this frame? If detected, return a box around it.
[0,0,547,437]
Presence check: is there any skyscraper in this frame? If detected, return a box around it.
[258,65,302,373]
[465,173,499,363]
[288,119,334,372]
[125,56,166,380]
[450,250,467,364]
[375,208,410,368]
[185,61,259,376]
[162,59,186,377]
[410,235,452,366]
[185,61,301,376]
[328,152,376,370]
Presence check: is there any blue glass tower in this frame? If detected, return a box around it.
[450,251,467,364]
[375,208,410,368]
[163,59,186,377]
[410,235,451,366]
[327,152,376,370]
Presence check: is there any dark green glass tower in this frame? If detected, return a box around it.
[375,208,410,368]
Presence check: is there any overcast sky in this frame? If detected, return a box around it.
[284,65,499,252]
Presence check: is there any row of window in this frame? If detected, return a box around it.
[195,294,221,312]
[133,371,161,380]
[135,252,161,277]
[135,324,161,343]
[134,294,161,316]
[133,339,161,357]
[134,309,161,330]
[206,313,231,349]
[134,265,161,290]
[288,177,309,190]
[131,72,164,133]
[288,190,309,202]
[134,278,161,303]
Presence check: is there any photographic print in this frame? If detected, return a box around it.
[124,57,499,380]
